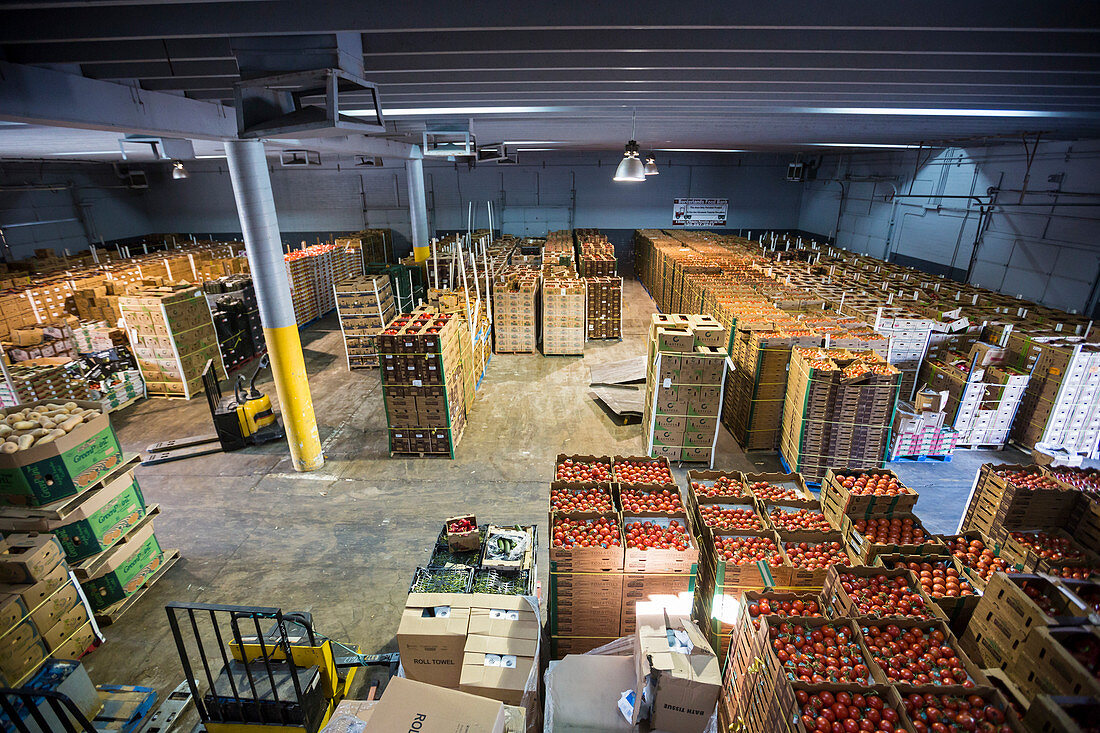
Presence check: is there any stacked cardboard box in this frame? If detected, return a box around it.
[780,347,902,484]
[89,369,145,412]
[6,322,78,364]
[542,231,574,268]
[397,592,541,727]
[204,275,264,370]
[888,398,958,459]
[5,359,89,403]
[644,314,728,465]
[958,463,1079,543]
[379,312,467,457]
[119,285,225,399]
[583,276,621,340]
[336,229,391,266]
[0,534,97,686]
[72,322,126,355]
[575,231,617,277]
[541,277,585,355]
[71,281,127,325]
[492,269,539,354]
[335,275,396,369]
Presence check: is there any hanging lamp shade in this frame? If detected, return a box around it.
[613,140,645,182]
[171,161,189,179]
[643,155,659,176]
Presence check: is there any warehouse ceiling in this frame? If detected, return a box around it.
[1,0,1099,159]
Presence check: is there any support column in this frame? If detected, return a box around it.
[224,139,324,472]
[406,155,429,262]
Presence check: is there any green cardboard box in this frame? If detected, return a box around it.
[0,400,122,507]
[52,471,146,561]
[81,522,163,611]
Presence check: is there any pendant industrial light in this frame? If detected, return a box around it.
[613,110,646,182]
[643,155,659,176]
[171,161,189,179]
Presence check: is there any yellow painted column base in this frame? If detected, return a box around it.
[413,244,430,262]
[264,324,324,471]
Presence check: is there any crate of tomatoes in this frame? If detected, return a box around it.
[707,528,788,591]
[899,686,1025,733]
[778,530,852,589]
[621,511,698,573]
[743,471,815,506]
[765,501,837,535]
[875,553,980,631]
[821,468,916,524]
[548,512,624,572]
[855,616,989,689]
[554,454,613,484]
[939,531,1020,592]
[612,455,675,490]
[687,469,747,500]
[823,565,948,623]
[843,512,945,565]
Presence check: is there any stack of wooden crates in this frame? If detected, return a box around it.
[335,275,396,369]
[492,268,539,354]
[541,275,585,356]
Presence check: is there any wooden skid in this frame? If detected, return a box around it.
[93,549,180,626]
[72,506,160,581]
[8,454,141,520]
[955,443,1006,451]
[105,395,143,414]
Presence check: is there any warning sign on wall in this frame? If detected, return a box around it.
[672,198,728,227]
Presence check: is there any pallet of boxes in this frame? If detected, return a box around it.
[644,314,730,467]
[335,274,396,369]
[541,271,585,356]
[120,285,226,399]
[379,312,467,457]
[547,454,700,657]
[0,402,176,684]
[492,268,539,354]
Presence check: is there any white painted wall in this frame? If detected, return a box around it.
[798,139,1100,314]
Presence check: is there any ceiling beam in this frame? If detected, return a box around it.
[4,38,235,64]
[0,0,1095,44]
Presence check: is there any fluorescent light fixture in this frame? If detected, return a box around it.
[44,150,123,156]
[809,143,923,149]
[347,105,565,117]
[195,154,227,159]
[517,148,556,152]
[654,148,747,153]
[503,141,565,145]
[799,107,1058,118]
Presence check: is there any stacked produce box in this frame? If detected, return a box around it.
[6,322,78,364]
[204,275,264,370]
[336,228,391,266]
[379,312,467,457]
[4,360,88,404]
[888,398,959,460]
[547,455,699,656]
[492,268,539,354]
[541,276,585,355]
[71,281,126,325]
[335,275,396,369]
[575,231,617,277]
[282,243,362,326]
[542,231,574,268]
[644,314,729,465]
[0,402,176,685]
[119,285,226,399]
[583,276,622,340]
[780,347,902,484]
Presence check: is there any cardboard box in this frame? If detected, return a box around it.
[364,677,505,733]
[0,533,63,583]
[80,521,163,611]
[632,603,720,732]
[397,592,473,688]
[0,400,122,506]
[460,633,538,706]
[544,654,638,731]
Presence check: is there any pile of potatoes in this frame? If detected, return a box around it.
[0,403,103,453]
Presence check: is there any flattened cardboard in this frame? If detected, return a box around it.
[365,676,505,733]
[544,654,637,731]
[397,592,474,688]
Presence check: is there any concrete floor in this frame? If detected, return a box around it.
[81,278,1038,712]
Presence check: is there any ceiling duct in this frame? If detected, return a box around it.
[423,128,475,157]
[280,149,322,167]
[355,156,384,167]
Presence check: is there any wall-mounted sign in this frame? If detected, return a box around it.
[672,198,728,227]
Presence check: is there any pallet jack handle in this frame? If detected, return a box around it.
[235,354,271,404]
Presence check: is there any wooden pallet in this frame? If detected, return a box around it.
[93,548,180,627]
[72,506,160,582]
[105,394,143,414]
[955,443,1007,451]
[0,454,140,521]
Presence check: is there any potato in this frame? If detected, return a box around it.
[0,442,18,454]
[0,425,11,438]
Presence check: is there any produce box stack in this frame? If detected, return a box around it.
[643,315,728,465]
[0,401,176,673]
[542,231,575,268]
[119,285,226,399]
[284,249,320,325]
[6,322,78,364]
[89,369,145,413]
[379,312,467,457]
[4,360,89,404]
[614,455,699,637]
[0,533,97,686]
[583,276,622,340]
[72,322,109,354]
[780,347,902,484]
[492,268,539,354]
[888,397,959,460]
[576,232,616,277]
[541,276,585,355]
[0,292,38,345]
[958,464,1078,543]
[410,520,537,597]
[335,275,396,369]
[917,342,1030,449]
[547,454,623,655]
[958,571,1100,703]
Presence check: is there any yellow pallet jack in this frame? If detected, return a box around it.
[165,602,398,733]
[143,356,285,465]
